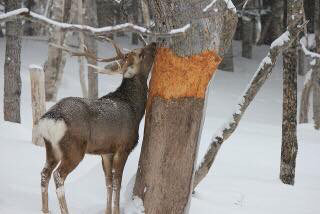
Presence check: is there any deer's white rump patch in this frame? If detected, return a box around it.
[37,118,67,160]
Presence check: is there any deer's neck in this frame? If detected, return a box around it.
[102,75,148,122]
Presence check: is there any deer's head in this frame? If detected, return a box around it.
[88,40,156,79]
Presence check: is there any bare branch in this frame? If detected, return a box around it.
[138,34,148,46]
[49,43,122,63]
[0,8,190,37]
[193,19,306,190]
[98,36,125,59]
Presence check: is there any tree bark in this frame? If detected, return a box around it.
[0,24,3,37]
[3,0,22,123]
[140,0,150,27]
[299,72,313,123]
[133,1,237,213]
[242,15,253,58]
[280,0,299,185]
[241,0,256,59]
[83,0,98,98]
[23,0,35,36]
[69,0,88,98]
[96,0,118,39]
[298,47,306,76]
[271,0,284,41]
[29,65,46,146]
[313,0,320,129]
[219,42,234,72]
[131,0,140,45]
[44,0,70,101]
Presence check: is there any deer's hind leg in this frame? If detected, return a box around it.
[112,151,129,214]
[101,154,114,214]
[53,138,86,214]
[41,139,59,214]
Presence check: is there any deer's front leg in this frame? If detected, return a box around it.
[101,154,114,214]
[112,152,128,214]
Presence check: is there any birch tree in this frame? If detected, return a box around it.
[44,0,71,101]
[3,0,22,123]
[133,0,237,212]
[83,0,99,98]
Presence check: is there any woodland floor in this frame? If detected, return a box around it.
[0,37,319,214]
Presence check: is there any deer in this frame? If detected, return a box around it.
[35,41,156,214]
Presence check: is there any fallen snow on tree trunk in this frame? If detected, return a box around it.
[203,0,237,13]
[270,31,290,48]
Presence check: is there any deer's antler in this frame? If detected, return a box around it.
[50,39,126,63]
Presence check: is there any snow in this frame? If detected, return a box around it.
[257,55,272,71]
[203,0,218,12]
[0,8,28,20]
[270,31,290,49]
[303,69,313,85]
[169,24,190,34]
[29,64,43,70]
[203,0,236,13]
[123,175,145,214]
[0,37,320,214]
[300,34,315,49]
[300,38,320,59]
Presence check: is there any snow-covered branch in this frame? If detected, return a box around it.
[300,39,320,59]
[298,35,320,124]
[203,0,236,13]
[193,17,305,190]
[0,8,190,37]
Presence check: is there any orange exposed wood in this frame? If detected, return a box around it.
[148,48,221,103]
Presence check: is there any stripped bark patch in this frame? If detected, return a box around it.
[148,48,221,103]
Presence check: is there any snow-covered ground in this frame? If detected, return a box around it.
[0,37,319,214]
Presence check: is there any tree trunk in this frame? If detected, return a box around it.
[298,47,306,76]
[219,42,234,72]
[0,24,3,37]
[44,0,70,101]
[83,0,98,98]
[242,16,253,58]
[242,0,256,59]
[299,72,313,123]
[131,0,141,45]
[313,0,320,129]
[68,0,88,98]
[133,0,236,213]
[29,65,46,146]
[96,0,118,39]
[23,0,35,36]
[271,0,284,41]
[3,0,22,123]
[280,0,299,185]
[141,0,150,27]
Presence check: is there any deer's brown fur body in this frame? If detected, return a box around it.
[37,43,156,214]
